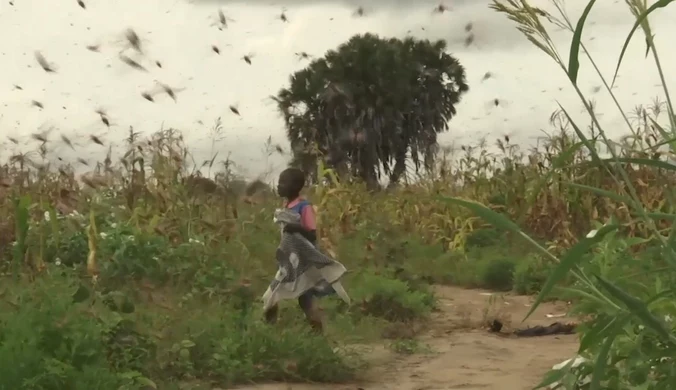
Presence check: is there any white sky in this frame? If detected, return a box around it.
[1,0,674,179]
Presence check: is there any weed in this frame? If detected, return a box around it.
[388,338,431,355]
[513,253,551,295]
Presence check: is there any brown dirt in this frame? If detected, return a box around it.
[233,286,579,390]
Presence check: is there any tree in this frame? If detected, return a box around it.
[275,33,469,187]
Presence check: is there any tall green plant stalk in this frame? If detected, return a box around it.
[547,0,636,137]
[434,0,676,388]
[621,0,676,133]
[490,0,676,256]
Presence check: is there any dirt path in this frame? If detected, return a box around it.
[234,286,579,390]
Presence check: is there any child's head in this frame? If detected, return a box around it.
[277,167,305,199]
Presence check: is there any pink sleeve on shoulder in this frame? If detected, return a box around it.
[300,205,317,231]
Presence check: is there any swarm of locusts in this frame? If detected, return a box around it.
[12,1,489,171]
[2,0,673,288]
[0,0,512,284]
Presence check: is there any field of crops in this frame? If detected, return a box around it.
[2,0,676,389]
[0,105,673,389]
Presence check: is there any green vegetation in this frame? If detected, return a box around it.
[0,0,674,389]
[274,32,468,187]
[490,1,676,388]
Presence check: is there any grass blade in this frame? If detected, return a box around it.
[578,315,620,353]
[595,275,676,345]
[649,117,676,152]
[632,212,676,221]
[567,0,597,84]
[525,224,620,321]
[564,182,635,205]
[589,322,622,390]
[557,286,617,309]
[437,196,521,232]
[610,0,674,87]
[571,154,676,174]
[533,356,578,389]
[558,104,603,167]
[602,157,676,171]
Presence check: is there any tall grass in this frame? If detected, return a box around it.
[445,0,676,388]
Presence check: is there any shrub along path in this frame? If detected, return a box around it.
[233,286,579,390]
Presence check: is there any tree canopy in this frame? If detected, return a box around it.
[275,33,469,186]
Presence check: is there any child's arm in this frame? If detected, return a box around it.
[286,204,317,245]
[284,224,317,244]
[299,204,317,231]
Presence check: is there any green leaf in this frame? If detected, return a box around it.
[119,371,142,379]
[578,315,620,353]
[437,197,521,232]
[180,339,196,348]
[634,212,676,221]
[644,287,674,307]
[611,0,675,87]
[103,297,118,312]
[532,357,578,389]
[533,369,567,389]
[557,104,603,167]
[437,195,558,274]
[120,296,135,314]
[525,224,620,321]
[589,319,624,390]
[622,236,651,247]
[136,377,158,389]
[648,117,676,153]
[567,0,597,84]
[558,287,613,309]
[595,275,676,345]
[601,157,676,172]
[72,284,91,303]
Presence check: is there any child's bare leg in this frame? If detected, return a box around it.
[264,304,279,324]
[298,292,323,333]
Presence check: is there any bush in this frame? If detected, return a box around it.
[512,253,550,295]
[480,257,516,291]
[348,271,436,322]
[0,273,153,390]
[0,270,358,389]
[159,307,355,385]
[465,228,503,249]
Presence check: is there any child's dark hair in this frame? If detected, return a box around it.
[279,167,306,195]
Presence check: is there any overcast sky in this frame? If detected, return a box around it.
[1,0,674,179]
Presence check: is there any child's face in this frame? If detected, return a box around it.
[277,174,292,198]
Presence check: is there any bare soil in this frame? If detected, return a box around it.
[234,286,579,390]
